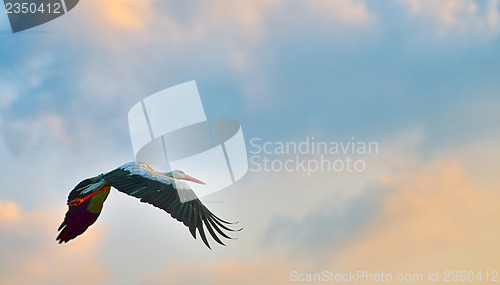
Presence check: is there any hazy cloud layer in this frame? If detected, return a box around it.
[1,0,499,284]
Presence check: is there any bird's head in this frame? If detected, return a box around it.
[166,170,206,185]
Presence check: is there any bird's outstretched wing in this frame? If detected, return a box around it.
[103,168,240,249]
[57,176,110,243]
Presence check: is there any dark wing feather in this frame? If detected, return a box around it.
[103,168,240,249]
[57,176,107,243]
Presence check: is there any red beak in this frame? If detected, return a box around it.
[184,174,206,185]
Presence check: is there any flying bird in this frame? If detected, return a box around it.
[57,161,240,248]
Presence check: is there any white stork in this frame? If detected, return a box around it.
[57,161,240,249]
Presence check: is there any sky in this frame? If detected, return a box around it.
[1,0,500,284]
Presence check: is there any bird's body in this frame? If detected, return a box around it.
[57,161,239,248]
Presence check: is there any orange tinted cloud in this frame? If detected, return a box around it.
[338,159,500,274]
[0,200,108,285]
[0,200,21,223]
[143,260,290,285]
[100,0,153,31]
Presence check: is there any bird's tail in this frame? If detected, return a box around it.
[57,176,110,243]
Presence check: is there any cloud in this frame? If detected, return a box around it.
[308,0,373,25]
[0,200,109,285]
[0,87,18,111]
[0,200,21,223]
[100,0,153,31]
[0,53,54,112]
[2,2,499,283]
[66,0,282,48]
[264,187,382,256]
[11,0,381,122]
[400,0,500,36]
[141,144,499,284]
[336,158,500,273]
[0,112,70,156]
[3,129,498,284]
[254,129,500,274]
[78,0,374,44]
[441,135,500,190]
[142,260,290,285]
